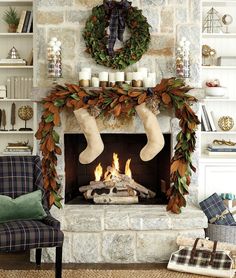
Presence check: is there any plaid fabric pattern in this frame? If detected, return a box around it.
[170,247,232,270]
[0,156,63,252]
[199,193,236,225]
[0,220,64,252]
[104,0,131,56]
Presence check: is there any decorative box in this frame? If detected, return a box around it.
[199,193,236,225]
[217,56,236,66]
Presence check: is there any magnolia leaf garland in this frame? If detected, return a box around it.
[83,3,151,69]
[35,78,200,213]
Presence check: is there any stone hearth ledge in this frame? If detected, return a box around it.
[31,205,207,263]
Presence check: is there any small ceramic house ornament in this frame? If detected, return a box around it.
[7,46,21,59]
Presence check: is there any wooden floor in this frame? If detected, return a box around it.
[0,252,165,270]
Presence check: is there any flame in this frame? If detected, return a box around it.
[112,153,119,172]
[125,158,132,178]
[94,163,103,181]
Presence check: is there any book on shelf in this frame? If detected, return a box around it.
[205,107,217,131]
[201,112,209,131]
[201,105,212,131]
[22,11,31,33]
[17,10,27,33]
[207,147,236,152]
[26,12,33,33]
[6,76,33,99]
[208,143,236,150]
[205,149,236,156]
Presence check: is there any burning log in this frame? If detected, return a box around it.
[80,152,156,204]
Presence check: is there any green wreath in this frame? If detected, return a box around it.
[83,2,151,69]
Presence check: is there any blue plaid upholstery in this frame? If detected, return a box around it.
[0,156,63,253]
[199,193,236,226]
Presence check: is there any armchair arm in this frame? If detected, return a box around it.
[42,215,61,230]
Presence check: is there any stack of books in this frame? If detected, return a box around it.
[6,76,33,99]
[206,143,236,156]
[17,10,33,33]
[3,144,32,156]
[0,59,26,66]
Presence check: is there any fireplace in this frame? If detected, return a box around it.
[64,133,171,205]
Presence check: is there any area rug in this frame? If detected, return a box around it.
[0,269,212,278]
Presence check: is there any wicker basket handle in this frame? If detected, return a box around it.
[190,238,218,265]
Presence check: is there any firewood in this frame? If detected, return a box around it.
[79,182,107,192]
[94,196,139,204]
[177,236,236,255]
[84,189,135,199]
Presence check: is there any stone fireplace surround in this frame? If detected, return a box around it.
[33,89,207,263]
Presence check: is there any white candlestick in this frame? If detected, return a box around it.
[126,72,133,81]
[132,72,143,81]
[137,67,148,80]
[92,77,99,87]
[115,72,125,82]
[143,77,153,88]
[81,67,91,79]
[79,71,90,80]
[99,72,109,81]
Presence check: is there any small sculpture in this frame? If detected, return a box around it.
[218,116,234,131]
[222,14,233,33]
[10,103,16,131]
[18,105,33,131]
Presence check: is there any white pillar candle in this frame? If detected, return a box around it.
[109,72,115,82]
[137,67,148,80]
[143,77,153,88]
[126,72,133,81]
[79,71,90,80]
[99,72,109,81]
[148,72,157,87]
[115,72,125,82]
[92,77,99,87]
[132,72,143,81]
[81,67,92,79]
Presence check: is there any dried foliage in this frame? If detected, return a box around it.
[36,78,200,213]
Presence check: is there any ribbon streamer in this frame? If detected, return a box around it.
[209,209,229,224]
[104,0,131,56]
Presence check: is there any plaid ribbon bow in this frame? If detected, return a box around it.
[209,209,229,224]
[104,0,131,56]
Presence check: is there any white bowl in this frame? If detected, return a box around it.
[205,87,227,97]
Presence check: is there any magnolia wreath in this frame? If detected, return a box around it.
[83,0,151,69]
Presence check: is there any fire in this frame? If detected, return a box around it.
[94,163,103,181]
[112,153,120,172]
[125,159,132,178]
[94,153,132,181]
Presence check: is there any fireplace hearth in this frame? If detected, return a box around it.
[64,133,171,205]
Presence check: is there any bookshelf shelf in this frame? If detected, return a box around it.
[0,66,33,69]
[202,33,236,38]
[0,33,33,37]
[201,131,236,135]
[0,99,32,102]
[0,131,34,134]
[202,66,236,70]
[200,98,236,102]
[0,1,32,6]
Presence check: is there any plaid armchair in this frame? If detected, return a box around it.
[0,156,64,278]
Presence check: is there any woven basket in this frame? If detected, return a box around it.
[206,223,236,244]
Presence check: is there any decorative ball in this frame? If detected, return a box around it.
[18,106,33,121]
[218,116,234,131]
[222,14,233,26]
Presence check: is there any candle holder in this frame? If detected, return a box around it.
[47,37,62,82]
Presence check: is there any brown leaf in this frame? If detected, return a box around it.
[113,103,122,117]
[53,112,60,126]
[161,93,172,105]
[138,93,147,104]
[172,203,181,214]
[117,88,127,95]
[88,99,98,106]
[128,91,142,97]
[119,95,129,102]
[178,160,187,177]
[78,91,88,98]
[55,146,62,155]
[110,98,119,108]
[46,136,55,152]
[170,160,180,173]
[49,193,55,207]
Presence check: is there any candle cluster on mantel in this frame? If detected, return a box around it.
[78,67,157,88]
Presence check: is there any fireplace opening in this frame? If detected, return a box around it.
[64,133,171,205]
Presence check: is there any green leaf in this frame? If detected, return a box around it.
[45,114,54,123]
[70,93,80,100]
[54,99,65,107]
[52,130,60,143]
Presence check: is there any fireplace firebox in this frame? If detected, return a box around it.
[64,133,171,204]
